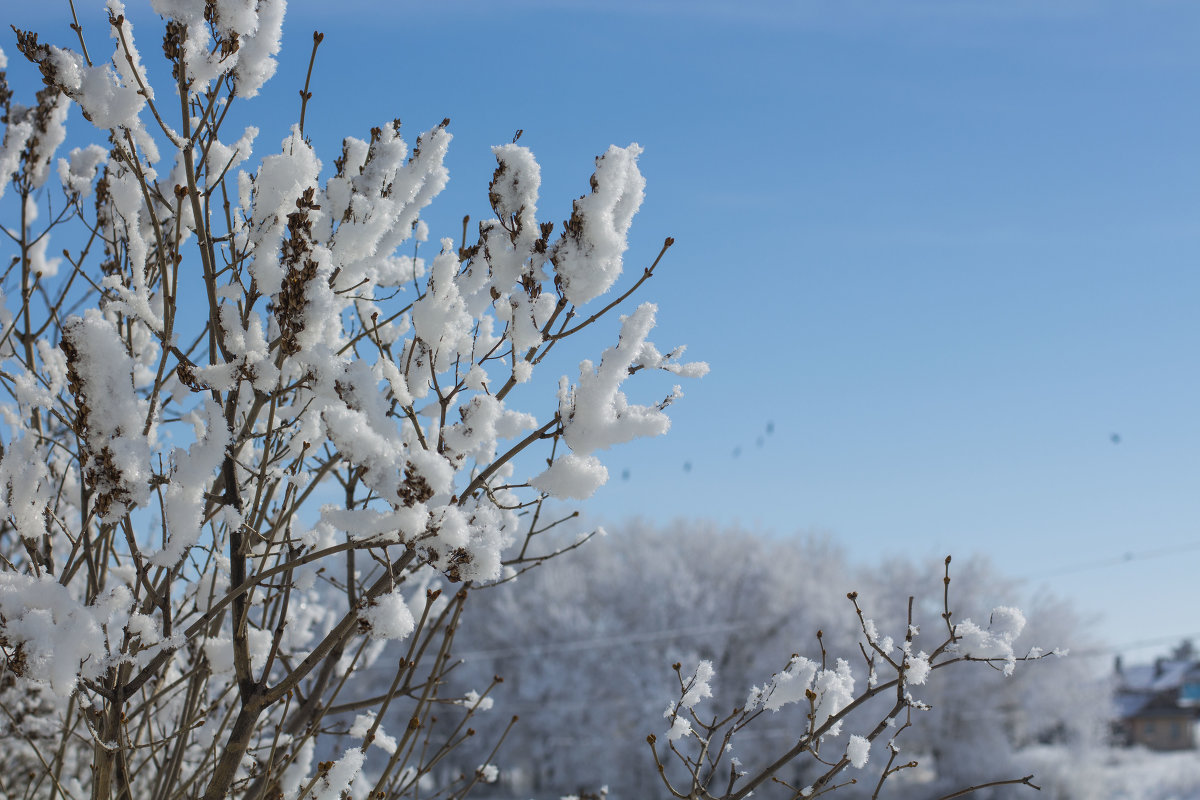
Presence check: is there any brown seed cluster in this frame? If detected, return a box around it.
[270,187,321,356]
[11,30,54,92]
[60,323,133,520]
[397,461,434,508]
[162,21,187,81]
[203,1,241,61]
[443,547,471,583]
[0,635,27,680]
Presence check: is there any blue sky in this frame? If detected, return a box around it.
[9,1,1199,664]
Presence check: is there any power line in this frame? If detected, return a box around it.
[1023,539,1200,580]
[456,619,757,661]
[1069,632,1200,659]
[455,540,1200,665]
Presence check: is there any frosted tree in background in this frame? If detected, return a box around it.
[0,3,1064,800]
[447,525,1096,799]
[649,555,1059,800]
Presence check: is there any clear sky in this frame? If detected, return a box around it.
[9,1,1199,665]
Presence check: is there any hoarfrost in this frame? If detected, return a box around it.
[530,453,609,500]
[360,590,416,641]
[552,144,645,305]
[957,606,1026,676]
[847,734,870,768]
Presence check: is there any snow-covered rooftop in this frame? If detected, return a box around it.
[1119,659,1196,693]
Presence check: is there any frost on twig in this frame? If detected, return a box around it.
[649,560,1056,800]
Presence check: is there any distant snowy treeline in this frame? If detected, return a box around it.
[335,520,1114,799]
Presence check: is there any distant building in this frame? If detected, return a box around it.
[1114,643,1200,751]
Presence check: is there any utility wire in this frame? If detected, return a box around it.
[1068,631,1200,659]
[456,619,755,661]
[455,540,1200,665]
[1023,539,1200,580]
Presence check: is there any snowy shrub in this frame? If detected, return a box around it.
[0,5,702,798]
